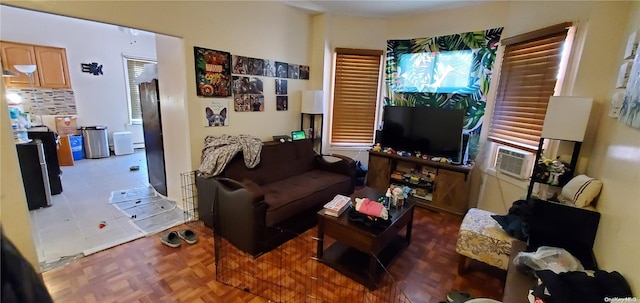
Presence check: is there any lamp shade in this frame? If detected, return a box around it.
[542,96,593,142]
[14,64,36,74]
[301,90,324,114]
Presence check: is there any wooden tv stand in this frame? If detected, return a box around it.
[366,150,474,216]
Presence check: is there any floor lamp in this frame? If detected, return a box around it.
[14,64,43,127]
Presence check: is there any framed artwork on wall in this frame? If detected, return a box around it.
[232,55,248,74]
[194,47,232,97]
[248,58,264,76]
[233,76,263,95]
[619,51,640,129]
[276,62,288,78]
[275,79,288,95]
[203,99,229,127]
[288,64,299,79]
[234,94,264,112]
[277,96,288,111]
[616,61,633,89]
[299,65,310,80]
[263,59,276,77]
[624,31,639,60]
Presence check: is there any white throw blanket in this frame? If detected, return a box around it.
[197,134,262,178]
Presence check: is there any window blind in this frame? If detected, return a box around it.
[126,59,155,121]
[331,48,383,145]
[488,23,571,152]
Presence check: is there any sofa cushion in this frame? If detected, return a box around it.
[262,170,351,227]
[224,140,316,185]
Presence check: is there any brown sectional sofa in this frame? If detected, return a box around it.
[196,139,355,256]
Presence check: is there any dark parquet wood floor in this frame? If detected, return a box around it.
[42,207,503,303]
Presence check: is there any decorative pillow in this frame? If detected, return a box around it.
[559,175,603,207]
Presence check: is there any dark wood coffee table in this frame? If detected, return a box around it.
[316,187,414,290]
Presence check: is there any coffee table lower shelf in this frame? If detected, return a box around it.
[320,235,408,290]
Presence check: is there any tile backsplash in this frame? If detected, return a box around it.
[6,87,77,115]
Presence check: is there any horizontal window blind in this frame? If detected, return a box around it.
[331,48,383,145]
[126,59,155,121]
[488,23,571,152]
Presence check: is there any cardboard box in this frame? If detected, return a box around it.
[56,116,79,136]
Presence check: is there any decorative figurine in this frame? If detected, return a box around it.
[373,143,382,152]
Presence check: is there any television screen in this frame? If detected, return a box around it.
[381,106,464,161]
[396,50,473,93]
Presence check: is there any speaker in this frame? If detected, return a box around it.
[375,130,383,144]
[453,133,470,165]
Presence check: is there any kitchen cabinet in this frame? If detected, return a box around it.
[0,41,40,87]
[1,41,71,88]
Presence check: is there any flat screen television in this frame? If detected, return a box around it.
[380,106,465,163]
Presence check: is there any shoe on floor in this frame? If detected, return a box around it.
[447,291,473,303]
[177,229,198,244]
[161,231,181,248]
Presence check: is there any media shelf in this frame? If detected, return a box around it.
[367,150,474,215]
[526,137,582,200]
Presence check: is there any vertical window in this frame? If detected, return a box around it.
[331,48,383,146]
[488,23,572,152]
[124,57,156,123]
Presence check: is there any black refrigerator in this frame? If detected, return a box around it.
[139,79,167,196]
[27,126,63,195]
[16,140,52,210]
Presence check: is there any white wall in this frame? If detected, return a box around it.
[0,5,157,145]
[155,34,191,205]
[587,1,640,292]
[0,85,39,271]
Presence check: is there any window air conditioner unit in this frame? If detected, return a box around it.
[495,146,534,180]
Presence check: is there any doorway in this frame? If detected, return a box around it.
[1,5,189,271]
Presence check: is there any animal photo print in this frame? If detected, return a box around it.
[203,99,229,127]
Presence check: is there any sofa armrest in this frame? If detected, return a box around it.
[213,177,268,256]
[314,153,356,179]
[216,177,265,205]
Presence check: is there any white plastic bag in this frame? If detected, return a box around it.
[513,246,584,274]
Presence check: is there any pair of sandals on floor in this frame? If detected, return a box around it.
[161,229,197,247]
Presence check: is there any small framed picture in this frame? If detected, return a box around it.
[276,96,288,111]
[624,31,639,60]
[609,92,625,118]
[275,79,288,95]
[616,62,633,88]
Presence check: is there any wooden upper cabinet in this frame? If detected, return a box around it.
[34,46,71,88]
[1,41,71,89]
[1,41,41,87]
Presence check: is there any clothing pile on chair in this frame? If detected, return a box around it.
[491,199,533,241]
[530,269,633,303]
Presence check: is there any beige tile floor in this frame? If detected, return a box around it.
[29,150,149,270]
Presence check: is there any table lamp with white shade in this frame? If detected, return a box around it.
[301,90,324,153]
